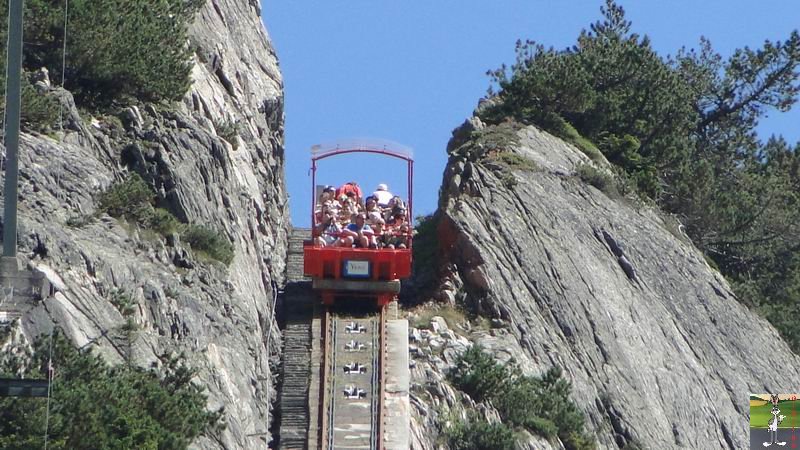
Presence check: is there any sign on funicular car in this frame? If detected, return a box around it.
[343,260,370,278]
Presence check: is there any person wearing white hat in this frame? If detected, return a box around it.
[372,183,393,208]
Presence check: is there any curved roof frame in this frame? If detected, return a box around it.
[311,139,414,163]
[310,139,414,235]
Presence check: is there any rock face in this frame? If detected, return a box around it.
[410,115,800,449]
[0,1,286,449]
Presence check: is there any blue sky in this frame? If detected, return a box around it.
[261,1,800,227]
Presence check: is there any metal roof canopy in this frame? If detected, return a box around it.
[0,378,50,397]
[310,138,413,163]
[310,138,414,229]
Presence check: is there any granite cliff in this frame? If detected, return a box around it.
[407,113,800,449]
[0,0,287,448]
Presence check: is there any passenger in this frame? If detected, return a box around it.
[340,213,376,249]
[385,223,410,249]
[314,207,343,247]
[385,211,410,249]
[336,181,363,202]
[387,195,405,211]
[315,186,340,222]
[364,196,383,225]
[372,218,390,248]
[372,183,393,208]
[386,206,407,226]
[384,196,406,221]
[339,192,361,223]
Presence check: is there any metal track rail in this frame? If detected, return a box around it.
[320,306,386,449]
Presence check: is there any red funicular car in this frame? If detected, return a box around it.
[303,140,414,306]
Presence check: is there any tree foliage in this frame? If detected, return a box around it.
[0,333,220,449]
[483,0,800,353]
[0,0,203,110]
[483,0,696,198]
[449,346,596,450]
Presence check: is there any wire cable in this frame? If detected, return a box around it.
[58,0,69,130]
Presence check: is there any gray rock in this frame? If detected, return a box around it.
[0,1,288,449]
[410,118,800,449]
[431,315,448,333]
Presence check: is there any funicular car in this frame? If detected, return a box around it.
[303,140,414,306]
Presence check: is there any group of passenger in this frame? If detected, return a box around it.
[314,182,411,249]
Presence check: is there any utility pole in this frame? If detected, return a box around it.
[2,0,23,274]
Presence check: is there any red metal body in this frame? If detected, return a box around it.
[304,140,414,305]
[303,247,412,281]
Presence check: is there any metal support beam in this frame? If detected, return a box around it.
[2,0,24,262]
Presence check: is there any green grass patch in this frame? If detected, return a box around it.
[492,151,537,171]
[556,119,603,162]
[409,304,468,331]
[470,122,522,153]
[148,207,183,236]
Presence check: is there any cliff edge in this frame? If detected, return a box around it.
[409,115,800,449]
[0,1,287,448]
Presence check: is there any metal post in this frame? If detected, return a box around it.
[2,0,24,269]
[310,158,317,233]
[407,160,413,220]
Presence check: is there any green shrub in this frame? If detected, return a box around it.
[493,151,537,171]
[446,414,516,450]
[109,290,136,317]
[98,175,235,266]
[215,120,240,149]
[0,332,220,449]
[65,213,95,228]
[98,173,154,222]
[148,207,183,236]
[449,345,512,403]
[0,76,61,132]
[183,225,235,266]
[576,163,613,194]
[449,347,596,450]
[527,416,558,439]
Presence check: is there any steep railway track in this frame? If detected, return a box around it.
[320,305,386,449]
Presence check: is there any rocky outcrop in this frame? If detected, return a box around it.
[407,313,559,450]
[410,115,800,449]
[0,1,286,449]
